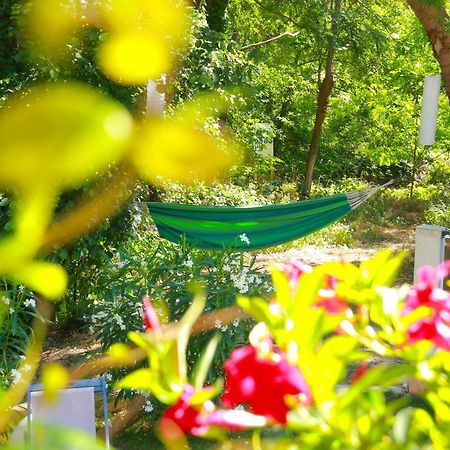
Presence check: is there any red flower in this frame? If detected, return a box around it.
[221,345,311,424]
[406,308,450,351]
[404,262,450,351]
[161,384,267,436]
[350,362,369,384]
[404,263,450,313]
[143,296,161,332]
[162,384,211,436]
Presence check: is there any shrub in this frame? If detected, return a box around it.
[86,234,272,388]
[0,284,37,389]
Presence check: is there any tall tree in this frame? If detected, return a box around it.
[304,0,342,196]
[406,0,450,103]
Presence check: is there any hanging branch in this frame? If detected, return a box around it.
[241,31,300,51]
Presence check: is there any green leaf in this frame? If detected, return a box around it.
[236,296,274,325]
[393,407,414,445]
[176,290,207,383]
[127,331,150,350]
[191,334,221,391]
[338,365,416,409]
[115,368,154,391]
[190,378,223,406]
[271,269,291,309]
[372,251,407,287]
[291,270,325,313]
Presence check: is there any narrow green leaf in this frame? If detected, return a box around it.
[176,290,206,383]
[393,407,414,445]
[192,334,221,391]
[338,365,415,409]
[115,368,153,391]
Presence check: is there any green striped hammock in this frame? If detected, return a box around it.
[148,182,392,251]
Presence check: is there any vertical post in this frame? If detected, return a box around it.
[418,74,441,146]
[102,378,110,450]
[146,78,166,117]
[414,224,448,288]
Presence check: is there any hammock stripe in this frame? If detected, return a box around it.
[148,181,392,251]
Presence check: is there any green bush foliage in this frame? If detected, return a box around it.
[0,283,37,388]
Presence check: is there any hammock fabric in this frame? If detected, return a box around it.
[148,182,391,251]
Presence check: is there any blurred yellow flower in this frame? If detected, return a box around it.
[41,363,70,403]
[97,33,171,84]
[27,0,84,60]
[0,83,132,292]
[131,119,239,187]
[27,0,191,84]
[0,83,132,193]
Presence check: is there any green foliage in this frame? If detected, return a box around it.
[112,250,450,448]
[0,283,37,389]
[85,230,271,384]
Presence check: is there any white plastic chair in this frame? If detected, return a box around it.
[26,378,110,449]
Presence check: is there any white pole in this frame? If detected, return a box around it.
[418,74,441,146]
[414,224,448,288]
[146,78,166,117]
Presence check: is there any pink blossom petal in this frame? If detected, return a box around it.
[207,409,267,429]
[143,296,161,332]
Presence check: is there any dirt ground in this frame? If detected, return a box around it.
[256,225,416,284]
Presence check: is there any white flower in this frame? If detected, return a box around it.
[239,233,251,245]
[113,314,124,327]
[24,298,36,308]
[22,364,32,373]
[1,296,10,305]
[105,373,112,382]
[9,307,14,314]
[222,264,231,272]
[144,400,154,413]
[214,319,223,329]
[11,369,21,384]
[233,320,239,328]
[184,258,194,268]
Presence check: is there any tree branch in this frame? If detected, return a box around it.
[251,0,295,26]
[405,0,450,103]
[241,31,300,51]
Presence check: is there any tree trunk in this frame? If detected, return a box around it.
[304,0,342,196]
[406,0,450,103]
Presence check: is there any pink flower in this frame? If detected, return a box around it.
[207,409,266,430]
[404,261,450,351]
[221,345,311,424]
[284,259,350,315]
[284,259,313,294]
[143,296,161,332]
